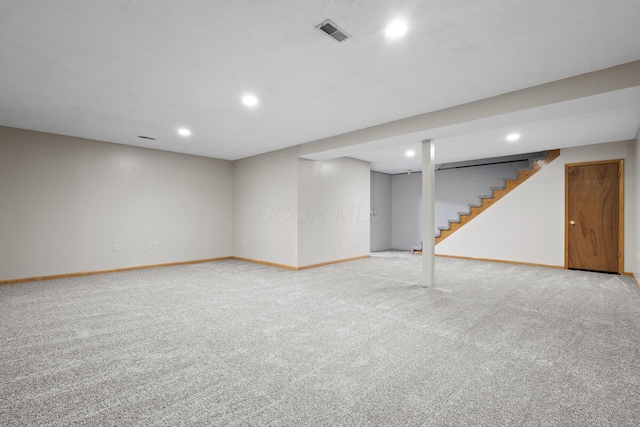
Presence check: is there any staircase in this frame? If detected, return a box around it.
[435,149,560,245]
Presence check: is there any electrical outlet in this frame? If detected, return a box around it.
[113,244,119,252]
[341,244,345,252]
[153,242,158,249]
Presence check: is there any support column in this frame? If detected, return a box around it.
[422,139,435,287]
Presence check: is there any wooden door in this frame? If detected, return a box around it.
[565,160,623,274]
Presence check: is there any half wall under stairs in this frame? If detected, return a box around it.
[435,149,560,245]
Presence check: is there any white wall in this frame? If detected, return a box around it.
[370,171,392,251]
[0,126,233,281]
[436,140,637,273]
[391,172,422,250]
[298,157,370,266]
[435,161,530,233]
[388,162,530,249]
[635,130,640,280]
[233,146,299,267]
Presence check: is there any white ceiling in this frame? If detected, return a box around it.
[1,0,639,174]
[306,87,640,173]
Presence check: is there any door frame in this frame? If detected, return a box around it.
[564,159,624,274]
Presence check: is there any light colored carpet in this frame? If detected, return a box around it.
[1,253,639,426]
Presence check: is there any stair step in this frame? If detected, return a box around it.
[435,149,559,244]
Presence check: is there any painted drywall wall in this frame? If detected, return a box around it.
[391,172,422,250]
[435,160,530,234]
[436,140,637,273]
[298,157,370,267]
[635,130,640,279]
[370,171,392,251]
[388,162,530,249]
[233,146,299,267]
[0,126,233,281]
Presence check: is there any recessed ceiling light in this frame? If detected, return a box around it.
[405,150,416,157]
[242,94,259,107]
[385,20,408,39]
[178,128,191,137]
[506,133,520,142]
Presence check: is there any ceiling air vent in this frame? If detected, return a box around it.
[316,19,351,42]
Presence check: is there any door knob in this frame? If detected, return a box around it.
[569,220,576,225]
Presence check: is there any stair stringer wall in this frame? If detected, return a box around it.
[435,140,636,271]
[435,160,532,237]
